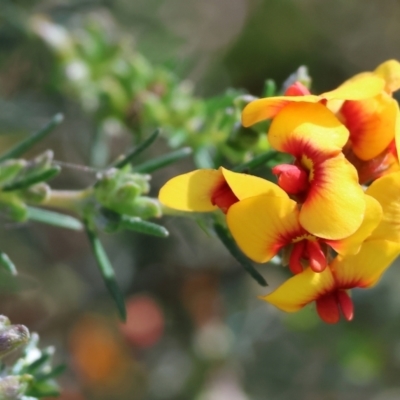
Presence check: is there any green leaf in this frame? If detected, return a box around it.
[27,207,83,230]
[0,251,17,275]
[0,114,64,162]
[34,364,67,382]
[85,222,126,321]
[133,147,192,173]
[2,166,61,192]
[213,222,267,287]
[112,129,160,169]
[24,348,54,374]
[119,215,169,237]
[233,151,278,172]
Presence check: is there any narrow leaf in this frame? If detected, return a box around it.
[112,129,160,169]
[27,207,83,230]
[0,251,17,275]
[85,222,126,321]
[133,147,192,173]
[2,166,61,191]
[233,151,278,172]
[213,222,267,286]
[0,113,64,162]
[35,364,67,381]
[24,348,53,374]
[120,216,169,237]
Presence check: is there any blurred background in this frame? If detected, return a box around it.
[2,1,400,399]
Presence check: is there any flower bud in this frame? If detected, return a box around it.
[20,183,50,203]
[129,197,162,219]
[272,164,309,194]
[0,323,30,358]
[0,375,31,400]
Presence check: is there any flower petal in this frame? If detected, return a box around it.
[268,102,349,158]
[159,169,222,212]
[221,167,288,200]
[365,171,400,242]
[340,94,398,160]
[327,195,382,255]
[226,194,302,263]
[260,267,335,312]
[300,154,365,240]
[322,73,385,100]
[332,240,400,289]
[241,95,320,127]
[374,59,400,93]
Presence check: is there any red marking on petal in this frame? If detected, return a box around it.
[272,164,309,194]
[306,240,327,272]
[289,241,306,274]
[316,293,340,324]
[211,182,239,213]
[284,82,311,96]
[337,290,354,321]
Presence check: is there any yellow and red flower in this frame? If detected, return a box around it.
[260,170,400,323]
[260,239,400,323]
[227,192,382,274]
[258,102,366,239]
[158,167,287,214]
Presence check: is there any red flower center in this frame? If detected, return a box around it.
[272,164,310,195]
[288,239,327,274]
[211,181,239,213]
[316,290,354,324]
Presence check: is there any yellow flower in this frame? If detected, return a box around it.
[260,239,400,323]
[158,167,287,214]
[227,193,382,273]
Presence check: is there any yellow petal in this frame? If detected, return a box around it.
[341,94,398,160]
[328,195,382,255]
[322,73,385,100]
[221,167,288,200]
[300,154,365,240]
[365,171,400,242]
[158,169,222,212]
[260,267,335,312]
[268,102,349,157]
[226,194,302,263]
[332,240,400,289]
[374,59,400,93]
[241,95,320,127]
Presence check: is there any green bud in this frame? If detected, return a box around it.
[128,196,162,219]
[130,173,151,194]
[0,160,27,184]
[0,193,28,222]
[0,323,30,358]
[20,183,50,203]
[31,150,54,171]
[113,182,141,204]
[0,375,31,400]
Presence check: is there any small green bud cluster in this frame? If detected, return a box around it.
[0,152,59,221]
[94,167,161,219]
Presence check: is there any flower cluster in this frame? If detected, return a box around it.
[159,60,400,324]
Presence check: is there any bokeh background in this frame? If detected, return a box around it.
[2,1,400,399]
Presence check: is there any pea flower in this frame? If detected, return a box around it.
[259,170,400,323]
[227,193,382,274]
[158,167,287,214]
[260,102,366,239]
[261,239,400,323]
